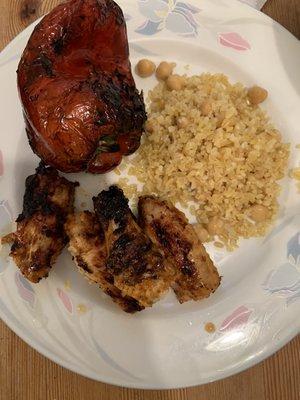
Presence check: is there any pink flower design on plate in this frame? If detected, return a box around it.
[15,272,35,308]
[219,32,251,51]
[206,305,255,352]
[57,288,73,314]
[219,305,253,332]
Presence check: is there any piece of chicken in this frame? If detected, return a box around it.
[17,0,146,174]
[93,186,173,308]
[2,163,78,283]
[138,196,221,303]
[65,211,144,313]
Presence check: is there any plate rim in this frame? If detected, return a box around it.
[1,295,299,389]
[0,0,299,389]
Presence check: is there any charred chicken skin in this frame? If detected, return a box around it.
[17,0,146,174]
[138,196,221,303]
[2,163,78,283]
[65,211,144,313]
[93,186,173,308]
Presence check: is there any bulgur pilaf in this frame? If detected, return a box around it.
[121,73,290,250]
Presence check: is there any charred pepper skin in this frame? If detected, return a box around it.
[18,0,147,174]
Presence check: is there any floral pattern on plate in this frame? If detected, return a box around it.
[136,0,200,36]
[218,32,251,51]
[57,288,74,314]
[263,232,300,305]
[15,271,36,309]
[219,305,253,332]
[206,302,279,353]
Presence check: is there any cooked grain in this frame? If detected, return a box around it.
[120,73,290,249]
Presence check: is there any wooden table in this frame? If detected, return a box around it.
[0,1,299,399]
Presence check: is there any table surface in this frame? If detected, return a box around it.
[0,0,299,399]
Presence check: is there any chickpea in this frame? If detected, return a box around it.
[177,116,189,129]
[207,217,224,235]
[135,59,156,78]
[248,86,268,105]
[195,226,210,242]
[249,204,269,222]
[166,75,184,91]
[200,100,212,116]
[156,61,175,81]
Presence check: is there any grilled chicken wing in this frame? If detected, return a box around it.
[18,0,146,174]
[93,186,173,308]
[65,211,143,313]
[138,196,221,303]
[2,163,78,283]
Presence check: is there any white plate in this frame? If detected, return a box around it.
[0,0,299,390]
